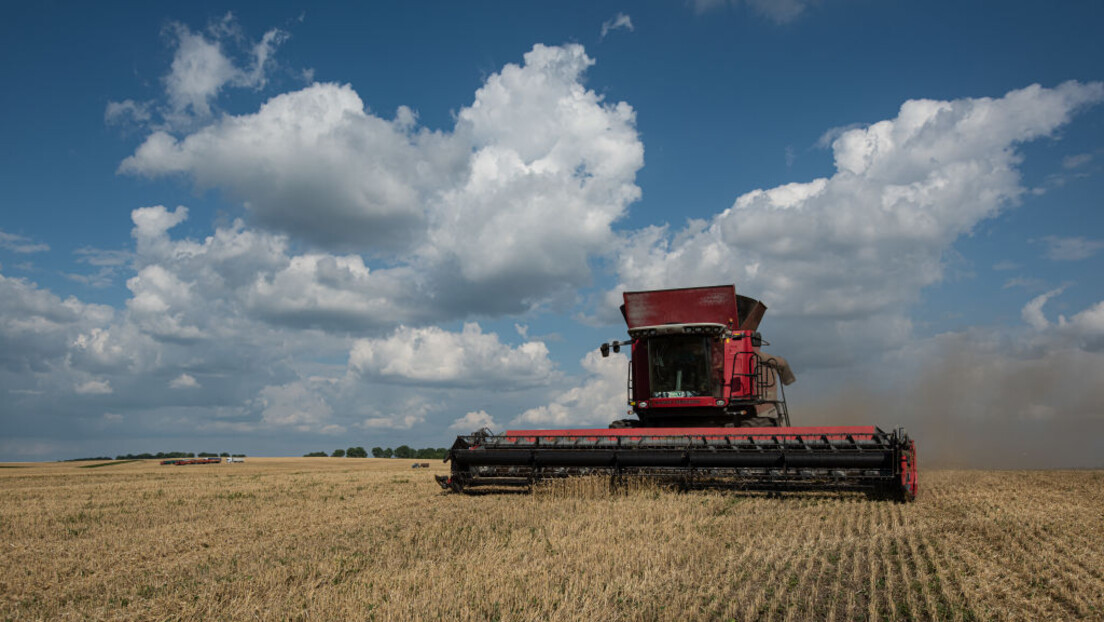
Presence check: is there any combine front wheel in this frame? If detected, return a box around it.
[899,439,918,502]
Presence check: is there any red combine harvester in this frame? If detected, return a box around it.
[437,285,917,500]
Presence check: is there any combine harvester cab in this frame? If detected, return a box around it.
[437,285,917,501]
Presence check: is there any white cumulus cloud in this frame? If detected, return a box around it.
[510,351,629,428]
[169,373,199,389]
[163,16,287,120]
[359,397,435,430]
[691,0,815,23]
[449,410,497,432]
[350,323,555,388]
[120,84,439,249]
[601,13,634,38]
[257,381,335,432]
[1040,235,1104,261]
[75,379,113,395]
[0,272,113,373]
[120,43,643,317]
[612,81,1104,367]
[0,230,49,254]
[1022,288,1065,331]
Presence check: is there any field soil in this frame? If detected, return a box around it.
[1,459,1102,621]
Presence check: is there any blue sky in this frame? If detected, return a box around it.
[2,1,1103,465]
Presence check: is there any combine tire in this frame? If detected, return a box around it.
[739,417,777,428]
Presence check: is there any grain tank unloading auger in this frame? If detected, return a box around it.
[436,285,917,500]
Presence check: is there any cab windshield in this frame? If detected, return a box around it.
[648,336,713,398]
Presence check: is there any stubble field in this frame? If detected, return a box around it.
[1,458,1102,621]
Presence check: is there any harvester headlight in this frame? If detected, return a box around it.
[639,401,648,409]
[716,399,727,407]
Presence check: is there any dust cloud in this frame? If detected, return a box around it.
[796,339,1104,469]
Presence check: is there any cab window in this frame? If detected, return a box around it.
[648,336,713,397]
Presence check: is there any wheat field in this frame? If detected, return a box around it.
[1,458,1102,621]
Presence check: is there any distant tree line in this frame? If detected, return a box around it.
[303,446,448,459]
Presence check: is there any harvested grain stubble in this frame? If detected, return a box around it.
[1,460,1102,621]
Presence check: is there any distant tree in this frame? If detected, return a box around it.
[304,451,328,457]
[220,452,230,457]
[198,452,218,457]
[232,454,246,457]
[332,449,346,458]
[346,446,368,458]
[394,445,415,459]
[382,448,393,459]
[371,447,384,458]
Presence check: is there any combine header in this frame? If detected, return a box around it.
[437,285,917,500]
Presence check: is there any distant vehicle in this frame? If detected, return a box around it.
[161,457,221,466]
[225,456,244,463]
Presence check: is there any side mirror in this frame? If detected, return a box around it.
[612,342,621,354]
[600,343,610,358]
